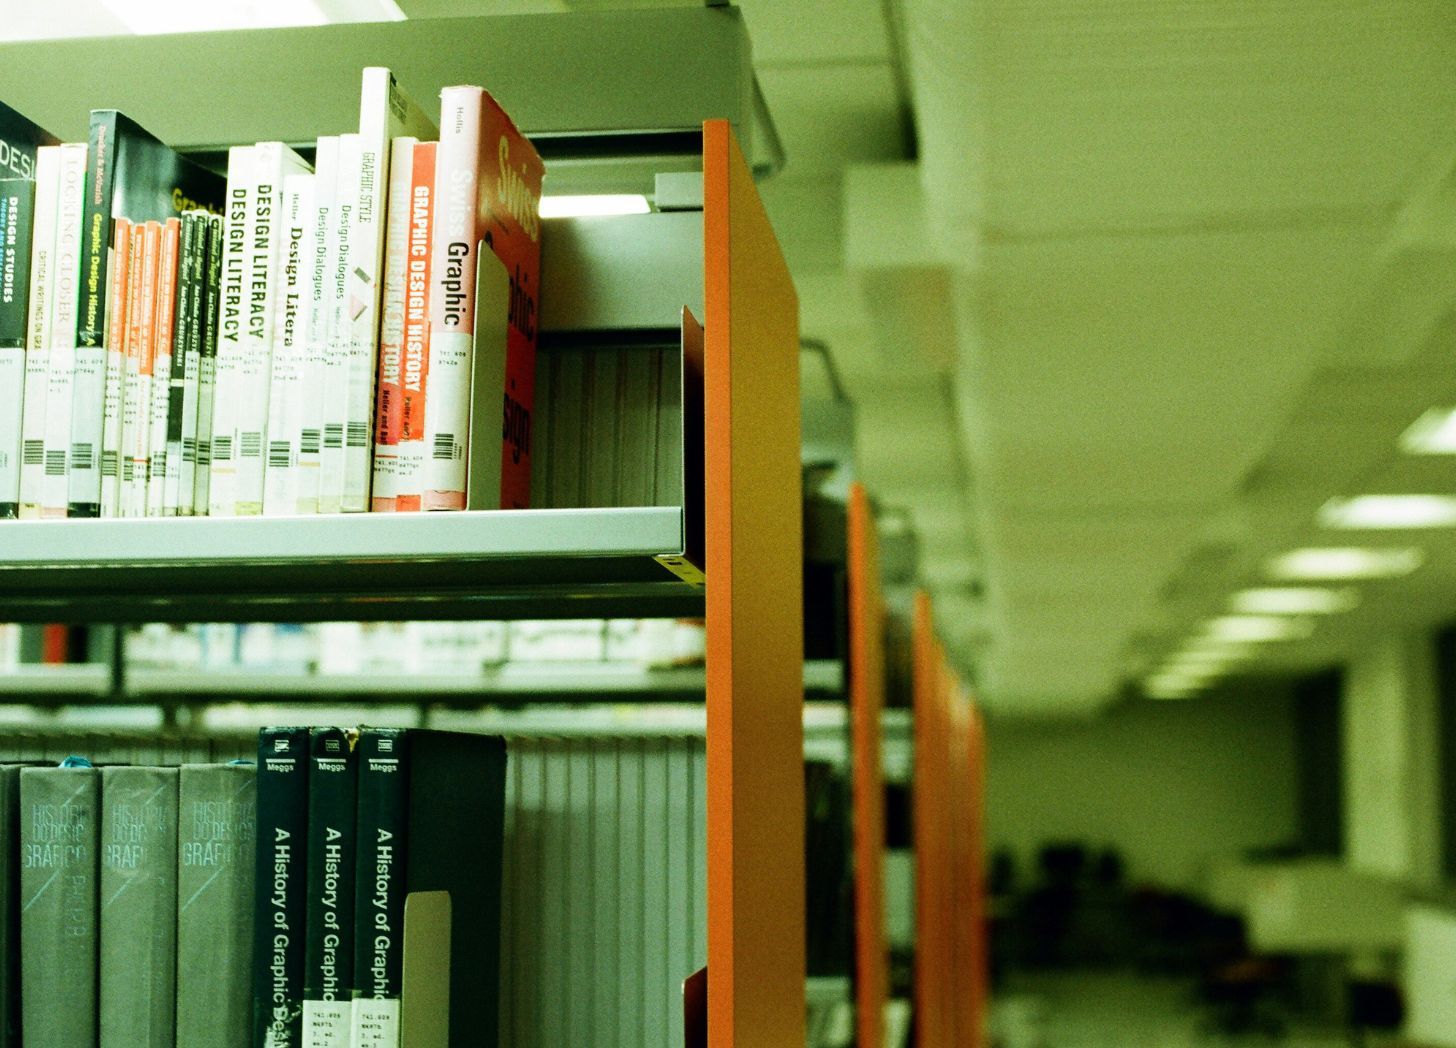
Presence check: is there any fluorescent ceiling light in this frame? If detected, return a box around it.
[100,0,401,34]
[1143,674,1203,700]
[1230,587,1359,615]
[540,194,652,219]
[1320,495,1456,530]
[1201,615,1314,644]
[1266,547,1424,581]
[1400,408,1456,454]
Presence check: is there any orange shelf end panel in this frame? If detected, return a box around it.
[702,118,806,1048]
[911,591,948,1048]
[848,482,888,1048]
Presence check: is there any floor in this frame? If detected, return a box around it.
[992,971,1354,1048]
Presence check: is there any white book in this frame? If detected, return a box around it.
[262,173,314,517]
[317,133,360,515]
[98,219,134,517]
[369,136,417,513]
[42,142,86,519]
[190,212,223,515]
[207,145,256,517]
[234,142,311,516]
[343,68,437,513]
[17,146,60,519]
[145,218,180,516]
[295,137,338,516]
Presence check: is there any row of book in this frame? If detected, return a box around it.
[4,726,506,1048]
[0,67,543,520]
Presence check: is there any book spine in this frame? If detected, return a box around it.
[192,212,222,514]
[350,728,409,1048]
[263,174,314,517]
[120,220,159,517]
[175,763,256,1048]
[318,134,360,515]
[18,146,59,519]
[236,144,290,517]
[254,727,309,1048]
[67,113,118,518]
[0,180,35,519]
[99,765,178,1048]
[145,216,179,516]
[423,89,483,512]
[369,136,417,513]
[19,766,100,1048]
[163,214,199,515]
[301,728,358,1048]
[41,141,85,519]
[0,767,21,1048]
[208,145,255,517]
[294,137,337,516]
[98,217,132,517]
[395,142,435,513]
[176,213,209,515]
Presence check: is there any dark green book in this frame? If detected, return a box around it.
[0,99,58,181]
[402,731,508,1048]
[254,727,309,1048]
[350,728,408,1045]
[177,211,213,514]
[0,766,23,1048]
[303,728,358,1047]
[176,762,256,1048]
[68,110,225,517]
[192,212,223,512]
[99,765,179,1048]
[161,212,201,515]
[0,179,35,518]
[19,761,100,1048]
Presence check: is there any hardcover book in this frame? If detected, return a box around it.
[163,211,203,514]
[119,220,160,517]
[68,110,225,518]
[350,728,408,1047]
[190,211,222,513]
[295,136,339,515]
[175,762,256,1048]
[0,766,21,1048]
[0,100,58,182]
[97,216,132,515]
[302,728,358,1048]
[144,217,180,516]
[0,180,35,518]
[19,762,100,1048]
[99,765,179,1048]
[17,146,59,518]
[318,134,360,515]
[207,145,256,517]
[394,141,435,513]
[368,135,418,513]
[263,173,315,517]
[423,87,543,512]
[254,727,309,1048]
[40,142,86,519]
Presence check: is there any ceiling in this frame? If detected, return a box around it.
[14,0,1456,715]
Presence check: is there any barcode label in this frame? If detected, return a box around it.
[182,437,197,463]
[197,438,212,467]
[300,428,321,455]
[241,432,262,458]
[432,434,457,462]
[346,421,368,448]
[151,450,165,476]
[123,460,134,482]
[268,441,291,469]
[101,450,119,477]
[70,443,94,471]
[22,440,42,466]
[213,435,233,462]
[324,423,343,449]
[44,450,65,477]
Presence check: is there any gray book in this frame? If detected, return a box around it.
[175,762,256,1048]
[0,766,22,1048]
[20,764,101,1048]
[100,766,179,1048]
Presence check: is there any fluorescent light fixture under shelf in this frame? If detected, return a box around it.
[1320,495,1456,529]
[1231,587,1359,615]
[1266,547,1424,581]
[1201,615,1314,644]
[1400,408,1456,454]
[540,194,652,219]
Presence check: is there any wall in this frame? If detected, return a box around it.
[984,683,1301,892]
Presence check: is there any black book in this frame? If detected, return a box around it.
[68,110,224,517]
[0,99,58,182]
[254,727,310,1048]
[0,179,35,519]
[193,212,222,510]
[302,727,358,1047]
[401,731,508,1048]
[350,728,408,1046]
[162,212,202,515]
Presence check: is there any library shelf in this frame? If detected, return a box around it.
[0,664,113,699]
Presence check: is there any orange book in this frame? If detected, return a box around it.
[121,220,160,516]
[145,217,180,515]
[394,141,435,513]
